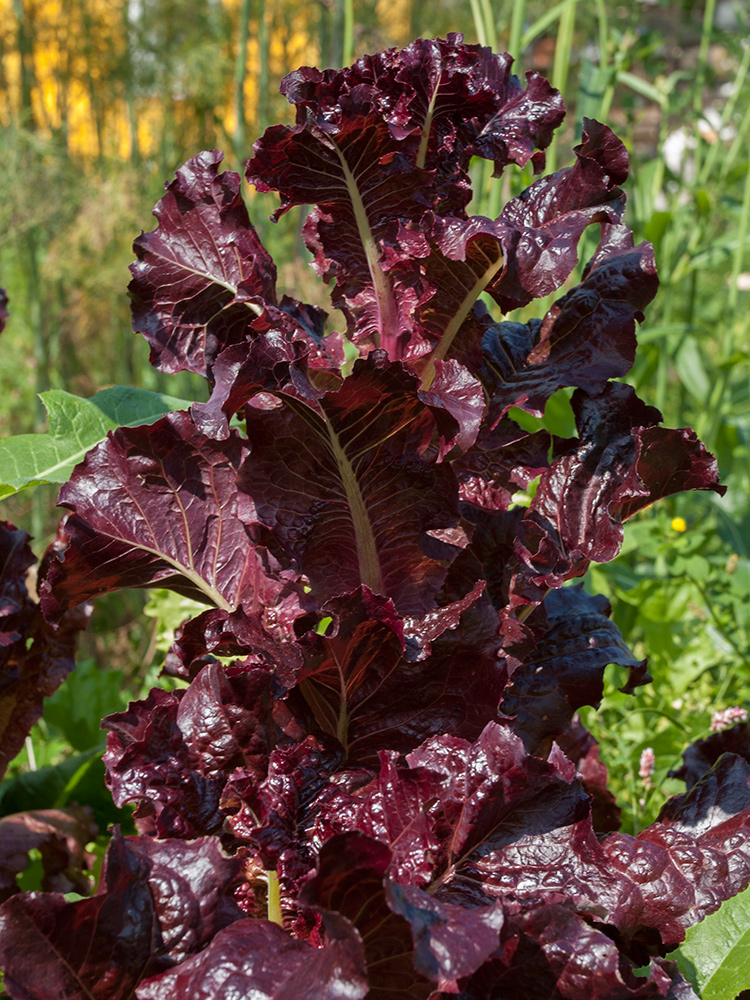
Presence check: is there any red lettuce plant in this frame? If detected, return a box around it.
[1,34,746,999]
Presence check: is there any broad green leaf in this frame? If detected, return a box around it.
[43,659,128,752]
[0,385,192,500]
[674,884,750,1000]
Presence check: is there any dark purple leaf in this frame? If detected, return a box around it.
[1,522,91,778]
[136,914,368,1000]
[0,830,156,1000]
[0,521,34,644]
[0,829,247,999]
[39,411,280,623]
[103,662,276,837]
[509,383,724,611]
[500,585,649,754]
[129,150,323,378]
[416,359,485,458]
[670,722,750,789]
[103,686,224,837]
[286,584,503,764]
[454,418,550,512]
[249,35,564,354]
[191,330,335,440]
[248,103,429,352]
[224,735,366,894]
[167,602,304,683]
[385,214,508,366]
[458,902,698,999]
[385,881,504,992]
[0,806,96,903]
[619,424,728,521]
[300,832,434,999]
[237,353,462,615]
[556,716,622,834]
[598,754,750,950]
[0,289,8,333]
[122,834,244,969]
[493,119,629,311]
[482,228,658,420]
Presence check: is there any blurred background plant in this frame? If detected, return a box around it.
[0,0,748,847]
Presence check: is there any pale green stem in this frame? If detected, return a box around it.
[342,0,354,65]
[421,252,505,387]
[328,427,384,597]
[508,0,526,65]
[267,870,283,925]
[469,0,488,46]
[416,76,440,169]
[691,0,717,181]
[333,144,395,348]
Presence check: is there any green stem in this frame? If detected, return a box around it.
[328,425,384,597]
[233,0,251,167]
[508,0,526,65]
[469,0,488,46]
[342,0,354,66]
[267,870,283,925]
[547,0,578,174]
[691,0,717,181]
[333,144,395,348]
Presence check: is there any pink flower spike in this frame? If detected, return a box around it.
[639,747,655,788]
[710,706,749,732]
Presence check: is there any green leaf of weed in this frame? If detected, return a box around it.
[675,884,750,1000]
[0,385,192,498]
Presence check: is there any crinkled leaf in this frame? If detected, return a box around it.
[0,603,92,780]
[500,585,649,754]
[481,228,658,421]
[103,663,276,837]
[671,723,750,790]
[249,35,564,354]
[136,914,368,1000]
[510,383,725,610]
[0,387,192,501]
[454,418,550,511]
[237,353,462,615]
[39,411,272,622]
[224,735,364,894]
[493,119,629,311]
[387,215,508,366]
[166,600,304,682]
[130,150,321,378]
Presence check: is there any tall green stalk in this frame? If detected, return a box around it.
[508,0,526,63]
[341,0,354,66]
[233,0,251,166]
[547,0,578,173]
[691,0,717,181]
